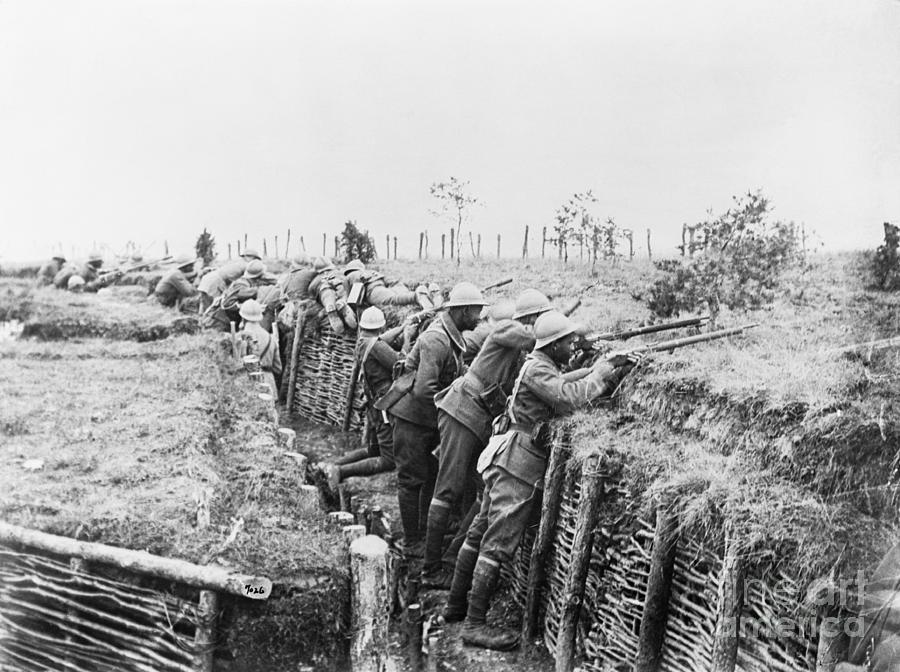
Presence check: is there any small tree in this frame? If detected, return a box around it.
[430,177,480,265]
[340,220,377,263]
[873,222,900,290]
[644,191,801,325]
[195,228,216,266]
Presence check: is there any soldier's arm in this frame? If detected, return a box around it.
[175,274,197,298]
[409,332,447,404]
[380,325,405,349]
[370,340,403,369]
[526,360,618,415]
[491,320,536,351]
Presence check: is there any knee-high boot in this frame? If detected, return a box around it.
[443,543,479,622]
[422,500,452,587]
[460,556,519,651]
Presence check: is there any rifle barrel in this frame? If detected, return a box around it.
[481,277,513,292]
[639,323,758,353]
[591,315,709,341]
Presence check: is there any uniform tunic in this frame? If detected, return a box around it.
[38,259,64,286]
[344,269,418,307]
[279,267,317,301]
[356,329,404,464]
[154,269,197,307]
[239,323,282,397]
[464,350,622,565]
[198,260,246,300]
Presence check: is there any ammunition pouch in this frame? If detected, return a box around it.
[347,281,365,306]
[478,384,508,418]
[373,370,415,412]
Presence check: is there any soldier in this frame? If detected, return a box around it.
[447,311,642,650]
[202,260,276,331]
[421,289,552,588]
[154,256,198,308]
[308,257,357,334]
[342,259,436,309]
[319,306,414,489]
[197,248,261,312]
[237,299,282,397]
[52,253,103,289]
[278,254,317,301]
[375,282,487,563]
[37,255,66,286]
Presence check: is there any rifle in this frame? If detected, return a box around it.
[98,256,172,278]
[580,315,709,346]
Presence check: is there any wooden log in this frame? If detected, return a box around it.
[298,484,320,513]
[419,232,424,259]
[522,440,569,643]
[350,535,392,672]
[815,612,849,672]
[285,310,306,417]
[710,531,745,672]
[194,590,218,672]
[634,506,679,672]
[0,521,272,600]
[407,603,423,671]
[277,427,296,450]
[522,224,529,259]
[555,454,604,672]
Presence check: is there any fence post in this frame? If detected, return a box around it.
[522,225,529,260]
[300,235,305,252]
[710,529,745,672]
[227,243,232,260]
[386,235,390,260]
[635,505,679,672]
[322,233,326,256]
[542,227,547,258]
[450,229,455,260]
[681,224,687,257]
[424,231,429,259]
[393,236,397,260]
[646,228,652,260]
[164,240,169,256]
[263,238,268,257]
[477,233,481,258]
[628,231,634,260]
[244,233,248,250]
[275,235,279,259]
[350,536,392,672]
[555,454,604,672]
[285,229,291,258]
[496,234,501,259]
[441,234,446,259]
[237,240,241,256]
[468,232,476,258]
[194,590,219,672]
[688,226,696,258]
[418,233,424,259]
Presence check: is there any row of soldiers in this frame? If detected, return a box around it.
[317,283,643,651]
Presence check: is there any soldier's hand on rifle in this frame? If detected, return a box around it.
[606,350,645,368]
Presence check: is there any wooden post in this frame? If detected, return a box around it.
[469,231,476,257]
[634,506,679,672]
[441,234,446,259]
[542,227,547,258]
[688,226,696,258]
[277,427,296,450]
[407,603,423,671]
[343,338,362,431]
[244,233,248,250]
[164,240,169,256]
[555,454,604,672]
[350,536,392,672]
[285,311,305,417]
[815,612,849,672]
[275,235,279,259]
[300,235,306,252]
[322,233,327,256]
[228,243,232,260]
[419,233,424,259]
[343,524,366,548]
[450,228,455,260]
[646,228,652,260]
[424,231,429,258]
[386,235,390,260]
[628,231,634,260]
[710,531,745,672]
[285,229,291,257]
[263,238,268,257]
[477,233,481,257]
[522,225,529,259]
[335,236,340,259]
[522,440,569,643]
[328,511,356,530]
[681,223,686,257]
[194,590,218,672]
[298,484,320,513]
[496,234,501,259]
[393,236,398,260]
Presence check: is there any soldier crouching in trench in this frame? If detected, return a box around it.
[443,310,643,651]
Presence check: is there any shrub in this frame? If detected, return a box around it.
[340,221,377,263]
[872,222,900,290]
[643,191,801,324]
[195,228,216,265]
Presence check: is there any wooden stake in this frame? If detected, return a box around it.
[450,228,455,260]
[393,236,397,260]
[646,228,652,260]
[477,233,481,257]
[386,235,390,260]
[285,229,291,257]
[419,232,424,259]
[542,227,547,258]
[328,511,356,530]
[522,440,569,643]
[441,234,446,259]
[228,243,232,260]
[322,232,327,255]
[275,235,279,259]
[522,225,529,259]
[635,506,679,672]
[244,233,248,250]
[164,240,169,256]
[555,454,604,672]
[263,238,268,257]
[350,536,392,672]
[300,234,306,252]
[194,590,218,672]
[237,239,242,256]
[710,531,745,672]
[681,223,687,257]
[285,311,305,418]
[496,234,501,259]
[424,231,429,258]
[407,603,423,671]
[0,521,272,599]
[469,231,476,257]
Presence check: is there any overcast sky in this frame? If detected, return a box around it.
[1,0,898,262]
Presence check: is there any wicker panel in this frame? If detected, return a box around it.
[737,570,817,672]
[659,539,721,672]
[291,313,365,431]
[0,548,200,672]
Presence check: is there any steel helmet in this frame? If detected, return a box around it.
[87,253,103,264]
[534,311,579,349]
[513,289,551,319]
[52,254,66,262]
[344,259,365,275]
[444,282,488,308]
[244,260,266,279]
[242,248,262,260]
[239,299,264,322]
[313,257,335,273]
[174,255,195,269]
[291,252,311,267]
[67,275,85,290]
[359,306,386,330]
[488,299,516,321]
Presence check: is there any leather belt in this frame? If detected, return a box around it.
[509,422,534,435]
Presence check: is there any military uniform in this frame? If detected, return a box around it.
[279,267,317,301]
[154,269,197,307]
[336,327,405,478]
[344,269,419,307]
[202,275,275,331]
[378,312,469,549]
[423,320,536,577]
[198,260,247,310]
[309,270,356,333]
[38,259,65,286]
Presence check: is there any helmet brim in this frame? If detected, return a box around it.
[513,305,552,320]
[535,324,577,349]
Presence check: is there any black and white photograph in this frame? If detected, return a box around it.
[1,1,899,671]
